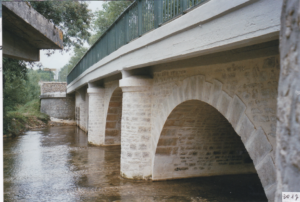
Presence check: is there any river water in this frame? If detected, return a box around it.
[4,126,267,202]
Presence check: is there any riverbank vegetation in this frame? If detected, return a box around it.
[3,58,54,136]
[58,1,132,82]
[4,1,132,136]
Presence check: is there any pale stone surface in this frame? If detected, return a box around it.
[245,127,272,165]
[153,100,255,180]
[275,0,300,201]
[236,114,256,144]
[150,50,279,199]
[103,81,122,145]
[40,98,75,120]
[72,42,280,200]
[75,89,88,133]
[120,76,153,180]
[40,82,75,120]
[105,88,122,145]
[41,82,67,94]
[256,154,277,201]
[87,87,105,146]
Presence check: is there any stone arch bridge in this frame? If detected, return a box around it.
[41,0,292,201]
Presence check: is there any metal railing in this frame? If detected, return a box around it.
[67,0,208,84]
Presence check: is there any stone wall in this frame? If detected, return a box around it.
[275,0,300,201]
[150,43,279,201]
[120,79,153,180]
[73,41,279,201]
[40,97,75,119]
[154,100,255,180]
[40,82,75,120]
[105,87,122,145]
[41,82,67,94]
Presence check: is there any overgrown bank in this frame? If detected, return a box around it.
[3,57,53,137]
[4,99,50,137]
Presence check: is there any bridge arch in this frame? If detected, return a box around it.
[104,82,123,145]
[151,75,276,199]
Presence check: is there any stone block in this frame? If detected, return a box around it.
[105,139,114,144]
[246,127,272,165]
[216,91,232,117]
[108,107,119,114]
[203,82,212,103]
[156,147,173,156]
[158,138,178,146]
[227,95,246,129]
[236,114,256,144]
[109,102,122,107]
[171,87,180,106]
[184,78,192,100]
[161,129,177,137]
[264,183,276,202]
[256,154,276,190]
[195,75,205,100]
[190,76,197,99]
[105,129,119,137]
[179,80,188,103]
[209,80,222,107]
[107,115,118,121]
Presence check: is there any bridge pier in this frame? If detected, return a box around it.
[87,87,105,146]
[119,76,153,180]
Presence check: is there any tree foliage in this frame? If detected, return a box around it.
[31,1,93,51]
[37,69,55,82]
[89,1,132,45]
[58,1,132,82]
[59,46,88,82]
[3,58,28,112]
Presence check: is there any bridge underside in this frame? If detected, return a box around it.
[70,40,279,201]
[153,100,256,180]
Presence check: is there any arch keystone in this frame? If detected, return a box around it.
[190,76,197,99]
[209,79,223,107]
[195,75,205,100]
[203,82,212,103]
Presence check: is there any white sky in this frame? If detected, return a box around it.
[37,1,104,72]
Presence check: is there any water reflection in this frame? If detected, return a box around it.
[4,126,267,202]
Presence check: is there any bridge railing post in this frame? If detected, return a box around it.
[138,0,143,36]
[154,0,163,28]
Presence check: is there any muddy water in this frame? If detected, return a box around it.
[4,126,267,202]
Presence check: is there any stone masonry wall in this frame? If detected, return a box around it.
[154,100,255,180]
[41,82,67,94]
[151,45,279,201]
[121,88,152,180]
[103,81,122,145]
[87,88,105,145]
[40,97,75,119]
[105,87,122,145]
[275,1,300,201]
[152,55,279,158]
